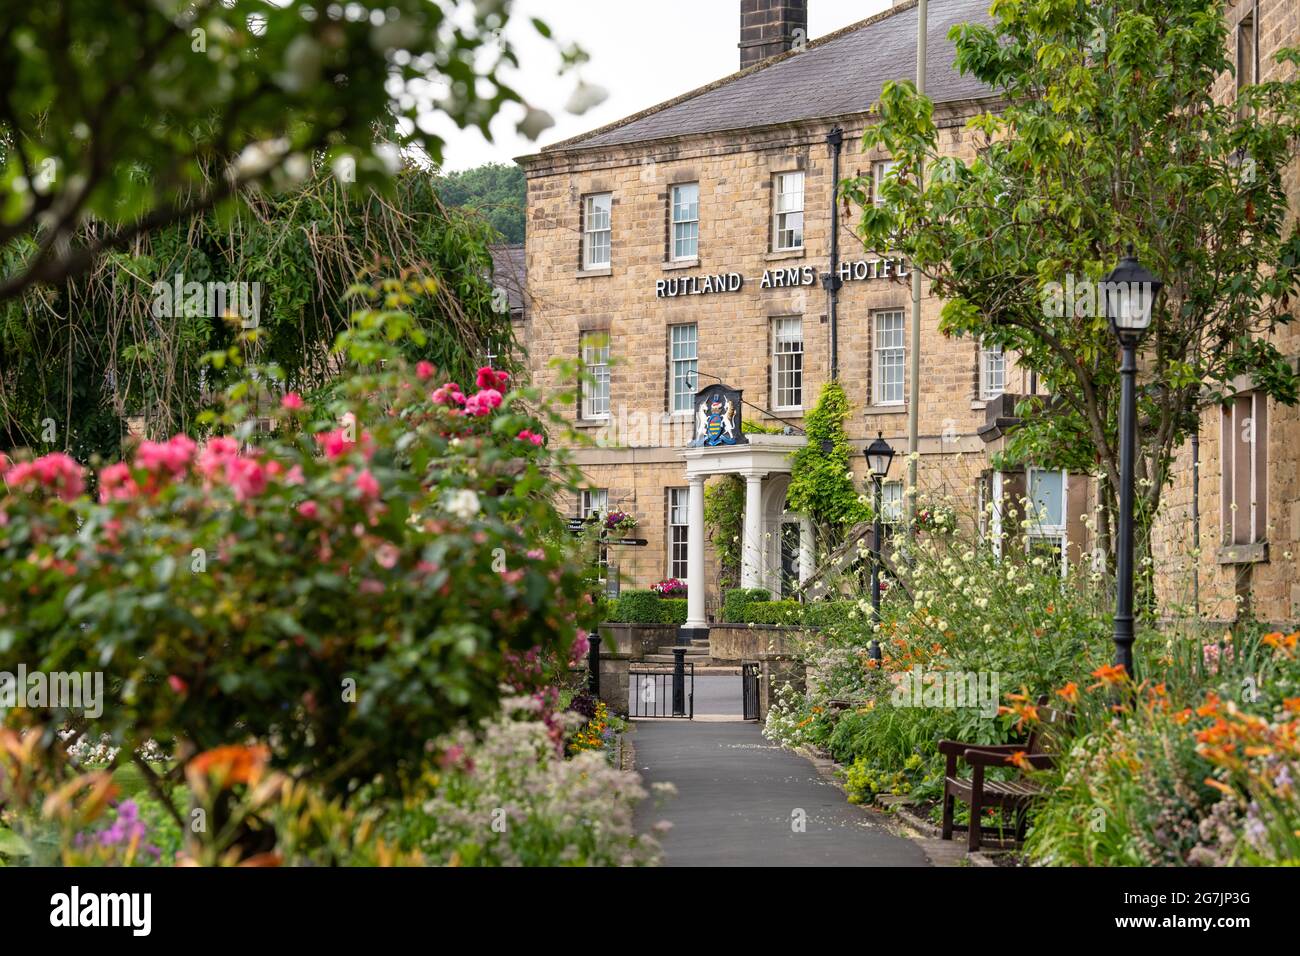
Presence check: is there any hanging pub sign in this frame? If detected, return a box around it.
[689,384,746,447]
[654,257,907,298]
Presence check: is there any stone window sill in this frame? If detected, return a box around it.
[663,258,699,271]
[1217,542,1268,565]
[866,404,908,415]
[576,267,612,278]
[765,248,805,262]
[574,418,609,429]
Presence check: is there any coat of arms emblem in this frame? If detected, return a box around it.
[689,384,745,447]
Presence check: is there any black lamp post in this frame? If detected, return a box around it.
[1102,248,1162,677]
[864,431,896,661]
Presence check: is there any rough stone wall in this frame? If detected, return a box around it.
[1152,0,1300,626]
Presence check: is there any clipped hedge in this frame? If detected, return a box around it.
[803,600,857,630]
[743,600,804,625]
[658,598,688,625]
[721,588,771,623]
[725,598,858,628]
[607,590,665,624]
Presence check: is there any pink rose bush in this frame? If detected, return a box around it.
[0,328,590,801]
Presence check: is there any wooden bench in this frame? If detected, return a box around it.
[938,697,1069,852]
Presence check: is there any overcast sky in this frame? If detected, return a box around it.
[436,0,895,171]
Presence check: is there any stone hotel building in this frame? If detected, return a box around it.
[512,0,1300,630]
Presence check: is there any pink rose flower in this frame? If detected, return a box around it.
[4,452,86,501]
[476,366,510,391]
[355,469,381,500]
[516,429,544,446]
[98,462,139,502]
[297,500,319,519]
[282,392,304,411]
[197,437,240,479]
[431,383,467,407]
[463,388,502,417]
[415,361,435,380]
[227,456,268,501]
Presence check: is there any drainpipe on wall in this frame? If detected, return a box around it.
[824,126,844,382]
[905,0,928,546]
[1192,425,1200,620]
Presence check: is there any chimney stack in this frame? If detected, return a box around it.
[738,0,808,71]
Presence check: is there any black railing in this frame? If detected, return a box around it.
[628,648,694,718]
[742,661,760,721]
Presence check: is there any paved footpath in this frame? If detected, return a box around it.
[631,676,931,867]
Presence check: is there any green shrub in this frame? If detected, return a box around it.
[607,590,664,624]
[721,588,771,623]
[658,598,688,625]
[743,600,804,625]
[803,600,857,630]
[0,303,594,801]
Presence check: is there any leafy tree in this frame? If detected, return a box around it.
[787,381,870,549]
[0,0,573,302]
[434,162,527,244]
[847,0,1300,569]
[0,170,518,459]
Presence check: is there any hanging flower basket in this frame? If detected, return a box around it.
[603,510,637,534]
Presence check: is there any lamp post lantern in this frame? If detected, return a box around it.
[1102,248,1162,677]
[864,431,896,661]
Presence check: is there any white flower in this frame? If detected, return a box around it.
[231,137,290,180]
[278,35,322,93]
[517,106,555,140]
[565,80,609,115]
[444,488,481,521]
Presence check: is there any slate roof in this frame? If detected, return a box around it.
[546,0,993,154]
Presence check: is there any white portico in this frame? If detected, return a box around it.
[680,433,812,636]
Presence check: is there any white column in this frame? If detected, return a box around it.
[798,516,814,584]
[741,472,765,589]
[685,475,708,630]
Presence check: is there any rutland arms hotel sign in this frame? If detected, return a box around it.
[654,256,908,298]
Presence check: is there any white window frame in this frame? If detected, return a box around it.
[873,159,899,206]
[772,171,804,252]
[980,341,1005,400]
[873,310,905,406]
[583,193,612,270]
[670,183,699,261]
[581,489,609,583]
[1025,467,1068,577]
[668,487,689,580]
[1222,392,1267,546]
[580,331,610,420]
[670,324,698,415]
[771,316,804,410]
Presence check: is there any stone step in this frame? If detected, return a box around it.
[655,645,710,656]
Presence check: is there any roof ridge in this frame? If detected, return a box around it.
[541,0,919,154]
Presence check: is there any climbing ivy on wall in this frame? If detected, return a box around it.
[0,170,519,460]
[786,380,870,549]
[704,474,745,592]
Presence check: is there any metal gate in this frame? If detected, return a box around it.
[742,661,760,721]
[628,660,694,718]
